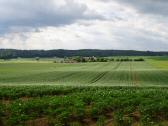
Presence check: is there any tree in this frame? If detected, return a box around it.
[35,57,40,61]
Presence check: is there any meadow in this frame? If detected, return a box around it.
[0,57,168,126]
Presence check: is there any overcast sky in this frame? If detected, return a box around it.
[0,0,168,51]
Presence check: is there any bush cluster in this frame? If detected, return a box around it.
[62,57,145,63]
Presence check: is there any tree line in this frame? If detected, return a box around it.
[0,49,167,59]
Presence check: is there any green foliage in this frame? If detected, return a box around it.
[134,58,145,61]
[35,57,40,61]
[0,86,168,125]
[0,57,168,125]
[69,122,81,126]
[0,103,5,126]
[96,116,106,126]
[114,110,133,126]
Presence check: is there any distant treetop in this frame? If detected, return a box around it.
[0,49,167,59]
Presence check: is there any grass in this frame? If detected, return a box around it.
[0,56,168,126]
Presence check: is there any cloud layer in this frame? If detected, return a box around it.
[0,0,102,33]
[0,0,168,51]
[116,0,168,16]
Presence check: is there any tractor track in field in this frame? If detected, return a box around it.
[89,71,109,83]
[89,62,122,84]
[130,62,139,86]
[59,62,112,83]
[132,71,139,86]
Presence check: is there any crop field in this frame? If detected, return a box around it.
[0,57,167,86]
[0,57,168,126]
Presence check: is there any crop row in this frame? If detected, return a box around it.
[0,86,168,126]
[0,86,83,100]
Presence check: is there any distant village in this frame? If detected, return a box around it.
[58,56,145,63]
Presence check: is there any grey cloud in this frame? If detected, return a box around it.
[111,26,168,51]
[102,0,168,16]
[1,0,168,51]
[116,0,168,16]
[0,0,103,34]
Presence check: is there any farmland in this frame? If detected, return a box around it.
[0,57,167,86]
[0,57,168,126]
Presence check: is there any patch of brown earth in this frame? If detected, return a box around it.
[25,117,49,126]
[131,111,141,121]
[131,122,140,126]
[1,100,11,105]
[105,119,114,126]
[1,97,31,105]
[19,96,31,101]
[83,118,96,126]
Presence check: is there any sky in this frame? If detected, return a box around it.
[0,0,168,51]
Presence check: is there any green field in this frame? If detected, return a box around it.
[0,57,168,126]
[0,58,167,86]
